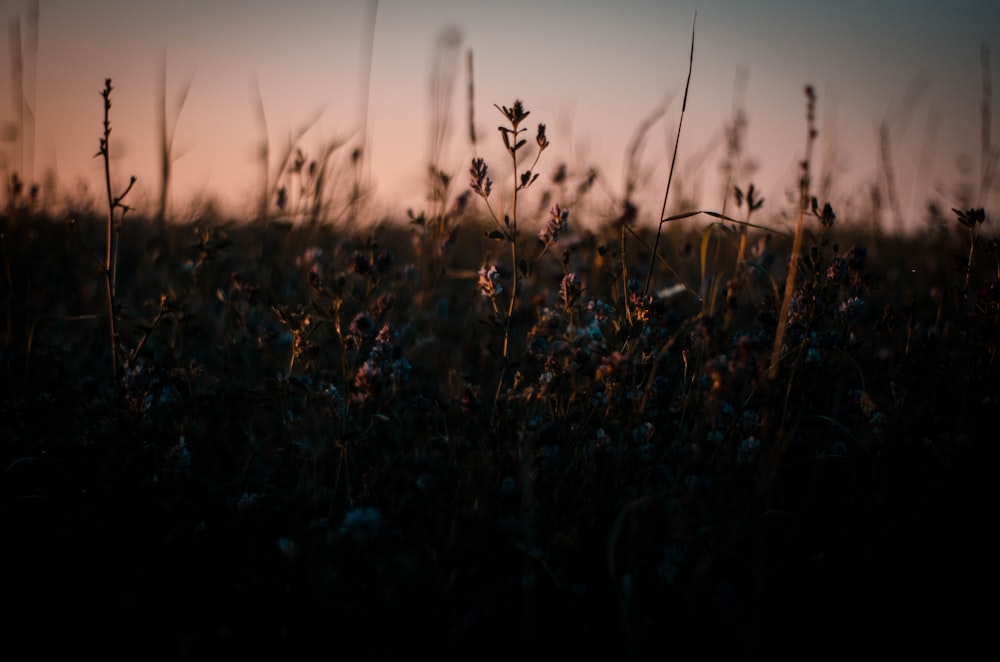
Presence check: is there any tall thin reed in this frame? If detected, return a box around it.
[156,56,193,230]
[466,49,477,151]
[643,13,696,296]
[6,2,39,191]
[981,42,997,206]
[768,85,816,381]
[251,76,270,220]
[350,0,379,223]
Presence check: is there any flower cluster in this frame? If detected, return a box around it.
[352,322,411,404]
[538,204,569,245]
[470,157,492,198]
[478,264,503,301]
[560,272,583,310]
[347,312,374,345]
[826,244,867,289]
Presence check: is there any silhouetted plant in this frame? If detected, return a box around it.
[68,78,136,381]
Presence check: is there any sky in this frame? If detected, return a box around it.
[1,0,998,231]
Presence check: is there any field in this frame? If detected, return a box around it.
[2,87,998,659]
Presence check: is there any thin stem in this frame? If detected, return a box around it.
[768,86,817,381]
[503,136,520,359]
[93,78,136,381]
[644,13,696,296]
[99,79,117,379]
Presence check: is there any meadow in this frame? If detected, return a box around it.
[1,74,997,659]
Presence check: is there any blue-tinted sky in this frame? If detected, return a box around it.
[1,0,997,230]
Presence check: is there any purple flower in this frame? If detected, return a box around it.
[538,205,569,245]
[470,158,492,198]
[478,265,503,300]
[560,272,583,309]
[348,312,374,343]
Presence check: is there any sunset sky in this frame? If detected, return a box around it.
[1,0,997,230]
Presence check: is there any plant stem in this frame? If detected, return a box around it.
[769,86,817,381]
[99,79,118,379]
[644,13,696,296]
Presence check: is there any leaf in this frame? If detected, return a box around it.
[700,223,717,286]
[706,272,724,315]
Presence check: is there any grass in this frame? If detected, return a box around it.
[1,46,999,660]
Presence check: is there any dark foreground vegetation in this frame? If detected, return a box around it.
[3,190,997,659]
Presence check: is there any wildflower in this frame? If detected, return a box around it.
[470,157,492,198]
[320,382,345,417]
[162,435,192,479]
[298,246,322,265]
[390,357,412,387]
[587,298,615,323]
[582,319,604,344]
[340,506,382,542]
[297,247,324,284]
[478,264,503,300]
[826,256,850,285]
[706,429,725,444]
[953,207,986,229]
[847,244,867,270]
[639,422,655,443]
[236,492,262,513]
[538,204,569,245]
[460,382,481,415]
[838,296,864,322]
[353,361,381,398]
[371,292,395,317]
[596,351,627,381]
[536,123,550,150]
[496,99,529,127]
[231,272,262,305]
[560,272,583,310]
[810,197,836,227]
[352,323,408,403]
[630,290,665,322]
[347,312,374,343]
[977,281,1000,317]
[787,285,816,324]
[539,370,555,388]
[350,251,371,275]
